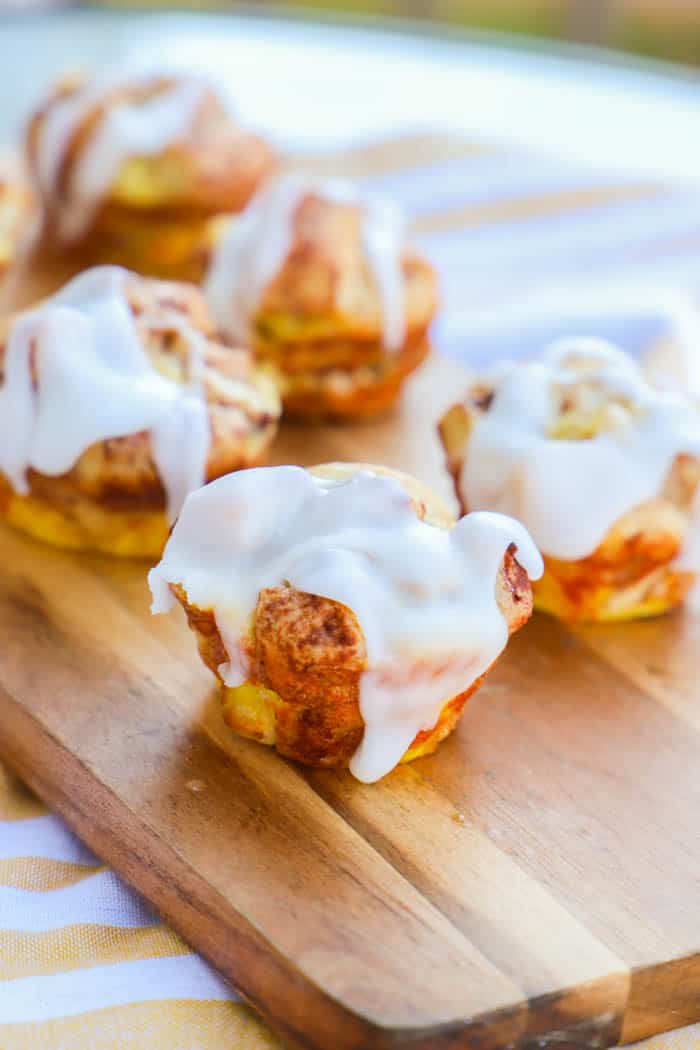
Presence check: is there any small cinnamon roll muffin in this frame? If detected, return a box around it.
[0,266,280,557]
[204,174,438,420]
[439,338,700,623]
[25,68,277,280]
[149,462,541,781]
[0,171,33,280]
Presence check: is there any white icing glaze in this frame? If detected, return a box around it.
[0,266,210,521]
[33,70,209,242]
[148,465,542,783]
[460,338,700,563]
[204,172,406,352]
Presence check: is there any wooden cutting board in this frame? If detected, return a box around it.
[1,137,700,1050]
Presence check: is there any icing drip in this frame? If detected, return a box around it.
[148,465,542,782]
[33,71,208,242]
[204,172,406,352]
[0,266,210,521]
[460,338,700,562]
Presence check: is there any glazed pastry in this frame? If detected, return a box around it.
[204,173,438,419]
[439,338,700,623]
[149,462,542,782]
[0,171,33,280]
[0,266,280,556]
[25,68,277,280]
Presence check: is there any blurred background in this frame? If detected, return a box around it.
[0,0,698,360]
[3,0,698,68]
[290,0,700,67]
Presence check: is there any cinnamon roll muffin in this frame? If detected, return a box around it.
[149,462,541,781]
[205,174,438,420]
[25,68,277,280]
[439,338,700,623]
[0,266,280,556]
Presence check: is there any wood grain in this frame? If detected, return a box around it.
[1,136,699,1049]
[0,347,696,1048]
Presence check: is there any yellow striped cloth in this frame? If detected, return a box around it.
[2,138,700,1048]
[0,765,284,1049]
[1,757,697,1049]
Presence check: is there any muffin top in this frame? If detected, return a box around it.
[149,462,541,782]
[0,266,279,516]
[454,338,700,562]
[26,67,277,242]
[205,173,437,351]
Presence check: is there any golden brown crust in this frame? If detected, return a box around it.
[278,333,431,420]
[75,210,224,283]
[0,273,280,553]
[26,72,276,282]
[534,480,698,621]
[170,462,533,769]
[27,73,277,226]
[497,544,534,634]
[249,194,438,419]
[0,172,34,280]
[438,391,700,622]
[250,588,367,765]
[259,197,435,331]
[0,472,173,558]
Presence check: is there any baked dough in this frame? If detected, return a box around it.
[0,269,280,556]
[161,463,535,772]
[26,70,277,280]
[205,178,438,419]
[439,342,700,622]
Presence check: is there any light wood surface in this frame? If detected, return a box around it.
[0,136,698,1049]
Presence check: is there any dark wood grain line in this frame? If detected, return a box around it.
[303,764,629,1045]
[423,614,700,1041]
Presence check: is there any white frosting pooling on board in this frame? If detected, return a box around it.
[461,338,700,562]
[33,69,208,242]
[148,466,542,783]
[204,172,406,352]
[0,266,210,521]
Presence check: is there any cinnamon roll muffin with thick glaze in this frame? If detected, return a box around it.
[0,266,280,557]
[25,68,277,280]
[439,338,700,623]
[149,462,542,781]
[204,174,438,420]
